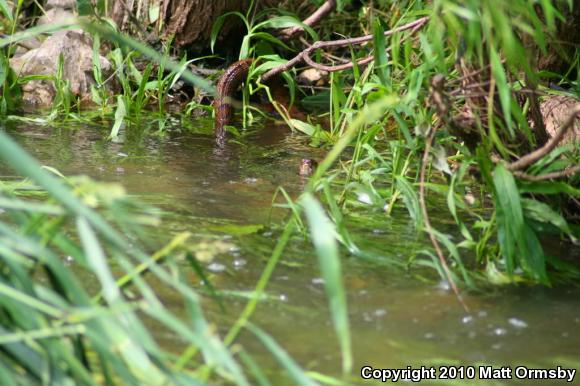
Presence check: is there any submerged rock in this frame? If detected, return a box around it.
[9,30,111,106]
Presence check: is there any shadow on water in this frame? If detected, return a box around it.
[3,116,580,385]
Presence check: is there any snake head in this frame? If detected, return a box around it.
[299,158,318,176]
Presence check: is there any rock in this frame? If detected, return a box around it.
[11,37,42,59]
[9,30,112,107]
[539,95,580,143]
[45,0,76,10]
[297,68,328,86]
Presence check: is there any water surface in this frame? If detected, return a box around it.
[3,116,579,385]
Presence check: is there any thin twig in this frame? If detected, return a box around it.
[261,17,429,81]
[302,51,375,72]
[0,34,40,50]
[419,126,469,313]
[299,36,351,63]
[447,80,492,95]
[507,104,580,171]
[513,165,580,181]
[450,89,547,99]
[280,0,337,39]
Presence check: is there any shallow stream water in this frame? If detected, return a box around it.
[3,116,580,385]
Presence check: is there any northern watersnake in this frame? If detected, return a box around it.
[213,58,317,176]
[213,58,254,141]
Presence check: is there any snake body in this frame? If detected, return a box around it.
[214,58,253,141]
[213,59,317,176]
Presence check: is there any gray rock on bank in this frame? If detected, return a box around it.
[9,30,112,106]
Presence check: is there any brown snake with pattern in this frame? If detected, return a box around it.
[213,58,254,143]
[213,58,317,175]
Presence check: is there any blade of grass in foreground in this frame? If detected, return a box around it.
[0,18,215,95]
[0,131,247,384]
[493,163,523,276]
[0,0,13,21]
[79,20,215,94]
[307,94,399,188]
[175,220,296,380]
[0,20,78,47]
[246,323,319,386]
[300,193,352,375]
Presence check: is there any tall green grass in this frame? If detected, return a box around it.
[0,131,255,385]
[0,5,579,386]
[283,0,580,286]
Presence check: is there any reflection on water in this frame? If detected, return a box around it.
[3,117,580,385]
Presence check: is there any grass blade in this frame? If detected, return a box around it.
[300,193,352,374]
[493,164,523,276]
[246,323,319,386]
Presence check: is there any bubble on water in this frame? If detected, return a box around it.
[508,317,528,329]
[478,310,488,318]
[493,327,507,336]
[491,343,503,350]
[117,152,128,157]
[207,263,226,273]
[362,312,373,322]
[244,177,258,184]
[424,332,435,339]
[279,294,288,302]
[311,277,325,285]
[374,309,387,317]
[461,315,474,324]
[233,258,246,268]
[436,281,451,291]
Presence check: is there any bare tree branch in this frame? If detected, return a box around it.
[302,51,375,72]
[513,165,580,181]
[280,0,337,39]
[261,17,429,82]
[507,104,580,171]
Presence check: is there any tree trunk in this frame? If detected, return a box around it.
[110,0,309,51]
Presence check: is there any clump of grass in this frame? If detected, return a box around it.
[0,131,252,385]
